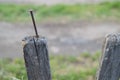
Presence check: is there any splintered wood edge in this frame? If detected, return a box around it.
[105,33,120,48]
[102,33,117,55]
[22,36,47,49]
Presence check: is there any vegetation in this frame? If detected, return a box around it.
[0,2,120,22]
[0,52,101,80]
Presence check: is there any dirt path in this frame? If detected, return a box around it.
[0,20,120,58]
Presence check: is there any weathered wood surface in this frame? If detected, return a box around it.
[97,33,120,80]
[23,36,51,80]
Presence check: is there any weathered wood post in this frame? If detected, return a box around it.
[23,36,52,80]
[97,33,120,80]
[22,10,51,80]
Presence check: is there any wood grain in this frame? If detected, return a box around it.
[23,36,51,80]
[97,33,120,80]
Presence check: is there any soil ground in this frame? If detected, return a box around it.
[0,20,120,58]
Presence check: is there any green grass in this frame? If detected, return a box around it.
[0,52,101,80]
[0,2,120,22]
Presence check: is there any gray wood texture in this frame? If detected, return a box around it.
[23,36,51,80]
[97,33,120,80]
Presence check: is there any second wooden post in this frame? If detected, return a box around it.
[97,33,120,80]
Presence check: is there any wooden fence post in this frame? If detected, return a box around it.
[22,36,52,80]
[97,33,120,80]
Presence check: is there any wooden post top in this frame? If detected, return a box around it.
[22,36,47,47]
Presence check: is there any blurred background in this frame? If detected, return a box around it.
[0,0,120,80]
